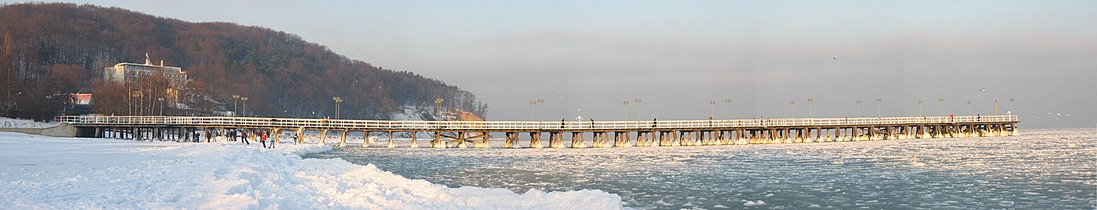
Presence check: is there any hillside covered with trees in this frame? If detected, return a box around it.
[0,3,487,120]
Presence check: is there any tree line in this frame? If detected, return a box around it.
[0,3,488,121]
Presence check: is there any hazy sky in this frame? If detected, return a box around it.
[13,0,1096,128]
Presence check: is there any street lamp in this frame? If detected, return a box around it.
[938,98,944,116]
[788,100,796,118]
[241,97,248,117]
[130,92,139,115]
[529,100,536,121]
[624,100,631,121]
[528,98,543,121]
[979,87,988,115]
[807,98,814,118]
[634,98,642,121]
[875,98,882,118]
[133,91,144,116]
[856,100,862,117]
[537,98,544,120]
[724,98,731,119]
[232,95,240,117]
[917,99,923,116]
[158,97,164,116]
[1008,98,1015,114]
[559,95,566,119]
[332,96,343,119]
[435,98,444,118]
[967,100,973,116]
[708,100,716,119]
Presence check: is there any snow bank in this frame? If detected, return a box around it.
[0,117,59,128]
[0,132,624,209]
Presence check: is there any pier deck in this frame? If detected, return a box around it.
[57,115,1019,148]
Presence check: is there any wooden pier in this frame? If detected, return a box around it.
[57,115,1019,148]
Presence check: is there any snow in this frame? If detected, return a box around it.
[0,131,624,209]
[0,117,59,128]
[743,200,766,207]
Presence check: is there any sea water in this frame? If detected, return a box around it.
[305,128,1096,209]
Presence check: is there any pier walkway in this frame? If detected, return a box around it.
[57,115,1019,148]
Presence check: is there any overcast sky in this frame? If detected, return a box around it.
[14,0,1095,128]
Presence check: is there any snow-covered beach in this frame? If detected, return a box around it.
[0,131,623,209]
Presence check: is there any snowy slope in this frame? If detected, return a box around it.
[0,132,624,209]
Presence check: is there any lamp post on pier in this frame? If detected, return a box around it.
[1008,98,1014,114]
[788,100,796,118]
[807,98,814,118]
[332,96,343,119]
[435,98,444,117]
[158,97,164,116]
[918,99,924,116]
[724,98,732,119]
[529,100,536,121]
[559,95,566,120]
[537,98,544,120]
[241,97,248,117]
[624,100,631,121]
[710,100,719,118]
[130,92,140,116]
[967,100,973,116]
[528,98,543,121]
[856,100,862,117]
[232,95,240,117]
[875,98,882,118]
[634,99,642,121]
[938,98,944,116]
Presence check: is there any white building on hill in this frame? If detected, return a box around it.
[102,53,187,91]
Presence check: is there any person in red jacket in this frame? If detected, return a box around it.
[260,131,268,148]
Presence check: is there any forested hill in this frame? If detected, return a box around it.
[0,3,487,120]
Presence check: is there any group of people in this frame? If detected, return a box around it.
[208,129,276,148]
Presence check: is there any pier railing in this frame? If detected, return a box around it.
[56,115,1019,131]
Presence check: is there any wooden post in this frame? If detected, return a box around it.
[504,132,516,148]
[529,132,542,148]
[387,131,395,148]
[296,127,304,144]
[549,132,564,148]
[363,131,371,147]
[432,131,445,148]
[340,130,348,147]
[478,132,490,148]
[456,132,467,148]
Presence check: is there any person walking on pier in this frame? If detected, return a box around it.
[652,118,658,128]
[590,118,595,129]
